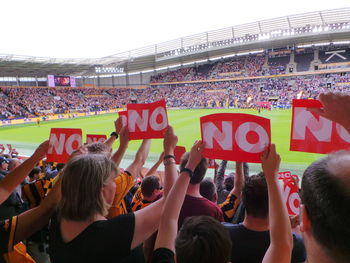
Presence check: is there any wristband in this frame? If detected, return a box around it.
[110,132,119,139]
[180,168,194,178]
[163,159,176,166]
[163,155,175,160]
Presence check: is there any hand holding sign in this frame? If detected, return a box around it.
[118,111,128,128]
[127,100,168,140]
[186,140,205,171]
[291,99,350,154]
[163,126,178,155]
[200,113,271,163]
[308,93,350,132]
[32,140,50,161]
[261,144,280,179]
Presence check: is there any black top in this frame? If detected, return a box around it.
[49,213,135,263]
[223,223,307,263]
[152,248,175,263]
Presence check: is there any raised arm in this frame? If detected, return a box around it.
[130,127,180,249]
[125,139,151,179]
[308,92,350,133]
[154,140,204,252]
[14,176,61,244]
[0,140,49,204]
[162,126,178,198]
[261,144,293,263]
[144,152,164,178]
[214,160,227,199]
[104,118,122,149]
[110,125,129,167]
[219,162,244,222]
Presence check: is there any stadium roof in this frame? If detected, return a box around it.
[1,7,350,78]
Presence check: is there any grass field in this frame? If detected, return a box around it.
[0,109,322,175]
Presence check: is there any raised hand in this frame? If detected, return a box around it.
[119,126,130,147]
[114,117,123,135]
[261,144,280,180]
[307,92,350,132]
[32,140,50,160]
[163,126,178,155]
[186,140,205,171]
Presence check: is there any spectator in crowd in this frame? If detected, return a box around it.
[299,92,350,263]
[0,141,61,261]
[178,152,224,227]
[45,163,65,180]
[48,126,180,263]
[0,157,9,176]
[223,172,306,263]
[153,143,293,263]
[132,176,162,212]
[28,167,41,183]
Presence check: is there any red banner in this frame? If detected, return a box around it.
[127,100,168,140]
[280,176,301,216]
[118,110,128,127]
[200,113,271,163]
[86,134,107,144]
[47,128,82,163]
[208,159,217,169]
[290,99,350,154]
[174,146,186,164]
[278,171,292,180]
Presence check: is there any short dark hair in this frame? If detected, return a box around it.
[242,173,268,218]
[86,142,110,155]
[180,152,208,184]
[224,174,234,191]
[301,153,350,262]
[56,163,65,171]
[176,216,231,263]
[141,175,160,197]
[200,178,216,202]
[29,167,41,179]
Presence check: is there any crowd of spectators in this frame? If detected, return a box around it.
[0,92,349,263]
[1,72,350,120]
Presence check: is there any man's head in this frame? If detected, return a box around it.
[224,173,234,191]
[300,151,350,262]
[175,216,231,263]
[86,142,112,158]
[200,178,217,202]
[242,172,268,219]
[141,175,161,201]
[8,158,22,171]
[29,167,41,181]
[0,157,9,171]
[180,152,208,184]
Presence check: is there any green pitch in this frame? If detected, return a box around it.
[0,109,322,175]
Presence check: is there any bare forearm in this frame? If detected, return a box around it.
[111,144,128,167]
[232,162,244,197]
[155,172,191,251]
[0,156,38,204]
[104,136,116,149]
[266,176,292,256]
[145,160,162,178]
[14,179,61,244]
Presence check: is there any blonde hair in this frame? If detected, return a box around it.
[59,154,118,221]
